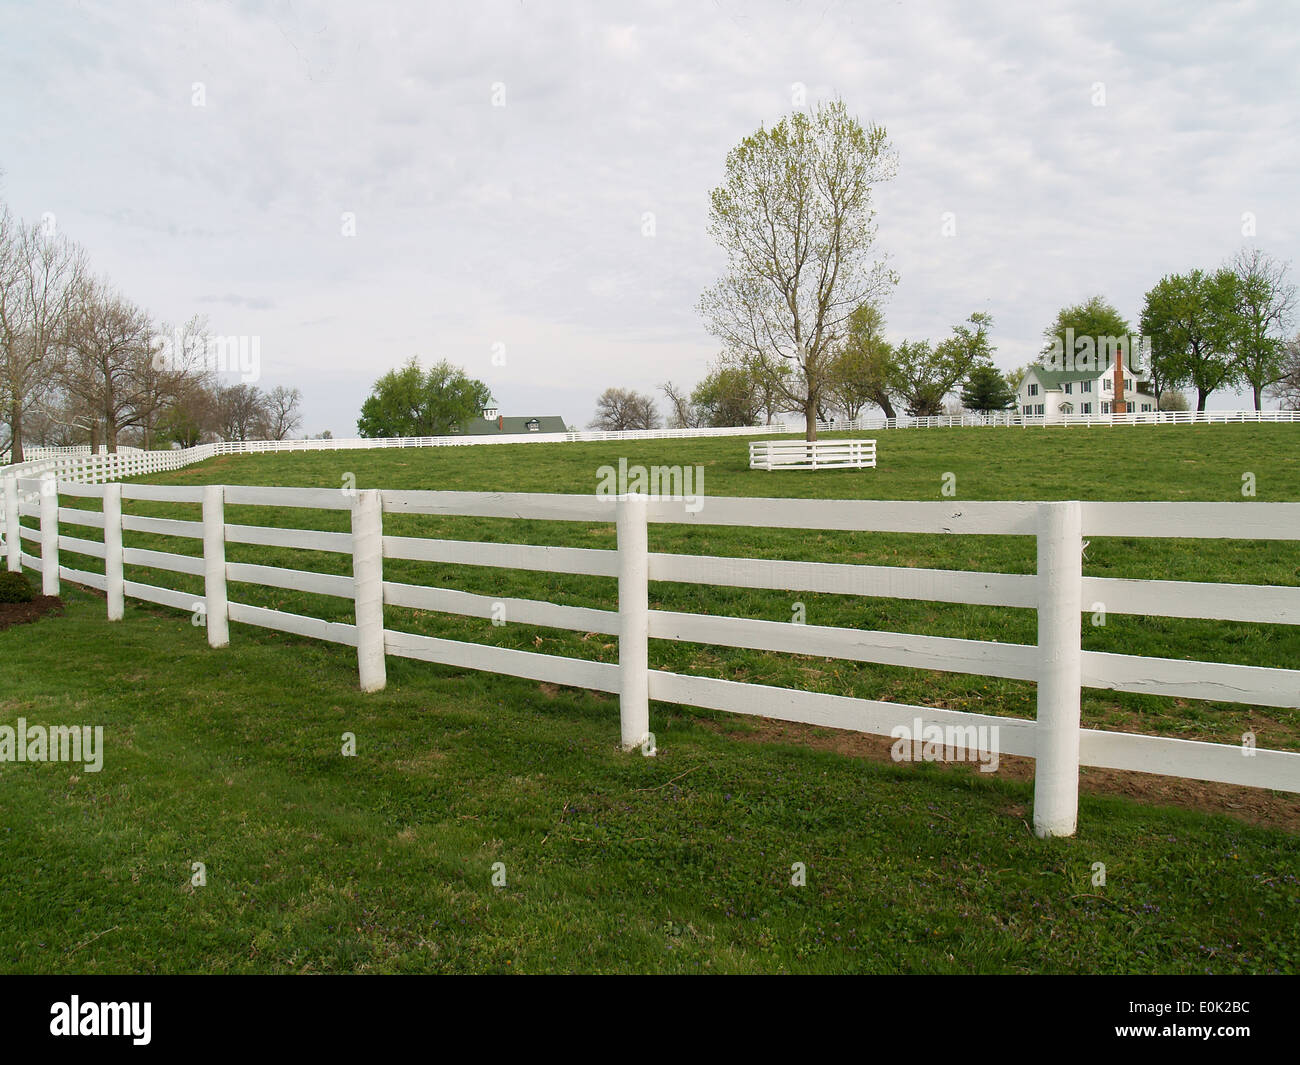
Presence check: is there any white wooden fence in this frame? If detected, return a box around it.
[6,471,1299,838]
[749,439,877,471]
[822,408,1300,431]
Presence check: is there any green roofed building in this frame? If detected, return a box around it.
[455,406,569,436]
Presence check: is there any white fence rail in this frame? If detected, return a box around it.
[750,439,877,471]
[5,470,1299,838]
[822,409,1300,431]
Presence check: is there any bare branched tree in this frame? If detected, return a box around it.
[136,314,214,449]
[588,387,660,431]
[263,385,303,440]
[0,208,85,462]
[661,380,700,429]
[215,382,269,441]
[61,278,154,453]
[1229,247,1297,410]
[1267,334,1300,410]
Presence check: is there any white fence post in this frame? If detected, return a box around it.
[351,488,386,692]
[616,493,650,750]
[1033,500,1083,838]
[103,482,124,621]
[4,475,18,572]
[40,474,59,596]
[202,484,229,648]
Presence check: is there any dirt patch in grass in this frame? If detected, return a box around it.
[0,595,63,632]
[692,714,1300,835]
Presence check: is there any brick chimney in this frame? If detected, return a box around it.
[1113,345,1125,415]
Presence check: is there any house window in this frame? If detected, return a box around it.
[1141,403,1152,412]
[1027,383,1038,397]
[1082,380,1092,393]
[1064,383,1072,394]
[1035,404,1044,416]
[1081,402,1092,414]
[1101,402,1111,414]
[1104,379,1112,391]
[1021,406,1032,416]
[525,419,540,432]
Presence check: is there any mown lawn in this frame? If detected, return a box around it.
[1,586,1297,974]
[3,424,1298,973]
[38,423,1300,752]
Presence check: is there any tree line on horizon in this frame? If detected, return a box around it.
[0,200,304,463]
[583,101,1299,436]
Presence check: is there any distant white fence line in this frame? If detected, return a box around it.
[0,444,144,464]
[4,405,1297,466]
[750,439,877,471]
[822,408,1300,431]
[5,469,1298,838]
[7,404,1294,520]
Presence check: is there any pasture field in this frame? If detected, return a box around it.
[2,424,1298,973]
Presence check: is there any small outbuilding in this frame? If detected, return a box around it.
[455,407,568,436]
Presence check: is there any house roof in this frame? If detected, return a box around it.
[1025,363,1153,392]
[1027,367,1102,390]
[459,415,568,436]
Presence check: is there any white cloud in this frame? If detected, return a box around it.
[0,0,1294,433]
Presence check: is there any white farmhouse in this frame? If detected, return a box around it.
[1017,348,1156,420]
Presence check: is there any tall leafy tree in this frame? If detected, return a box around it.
[1228,248,1296,410]
[1004,363,1035,393]
[888,340,942,416]
[827,302,896,419]
[1040,295,1133,369]
[357,357,492,438]
[698,99,898,440]
[889,312,995,417]
[960,364,1016,415]
[1140,269,1240,411]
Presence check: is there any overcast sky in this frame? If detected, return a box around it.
[2,0,1296,433]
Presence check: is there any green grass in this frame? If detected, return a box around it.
[1,586,1296,974]
[3,424,1298,973]
[43,424,1300,751]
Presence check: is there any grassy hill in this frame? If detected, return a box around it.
[2,424,1297,973]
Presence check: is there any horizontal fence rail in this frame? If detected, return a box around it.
[749,439,877,471]
[4,470,1299,838]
